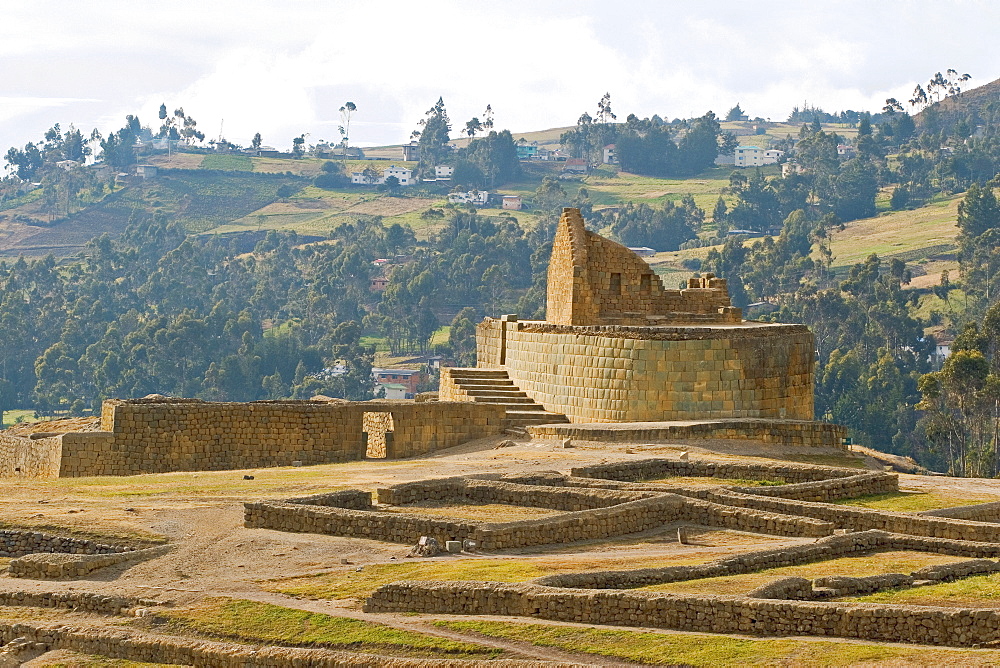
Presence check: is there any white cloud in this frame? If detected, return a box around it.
[2,0,999,152]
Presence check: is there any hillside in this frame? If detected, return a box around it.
[915,75,1000,133]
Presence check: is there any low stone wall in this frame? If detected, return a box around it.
[0,530,128,558]
[920,501,1000,523]
[9,544,171,579]
[729,471,898,502]
[0,622,548,667]
[535,530,890,589]
[248,476,835,550]
[530,419,846,449]
[285,489,374,509]
[364,579,1000,647]
[573,458,858,484]
[2,398,505,478]
[0,591,158,615]
[709,488,1000,542]
[912,559,1000,582]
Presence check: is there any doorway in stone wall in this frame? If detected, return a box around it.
[362,411,394,458]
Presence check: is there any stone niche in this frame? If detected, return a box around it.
[470,207,817,423]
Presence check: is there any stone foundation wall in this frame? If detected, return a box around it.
[9,544,171,579]
[2,398,504,478]
[96,398,365,475]
[0,530,128,558]
[530,419,846,448]
[364,579,1000,647]
[477,319,814,422]
[246,477,834,550]
[572,458,858,484]
[920,501,1000,522]
[710,488,1000,542]
[0,591,158,616]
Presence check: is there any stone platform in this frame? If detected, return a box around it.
[526,418,847,449]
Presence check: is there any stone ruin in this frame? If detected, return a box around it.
[442,206,832,433]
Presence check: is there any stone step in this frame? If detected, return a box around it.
[462,389,528,398]
[472,396,536,404]
[448,369,510,379]
[453,380,518,389]
[503,411,571,427]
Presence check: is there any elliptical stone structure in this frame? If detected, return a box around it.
[441,207,827,428]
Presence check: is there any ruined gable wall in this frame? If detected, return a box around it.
[545,207,739,326]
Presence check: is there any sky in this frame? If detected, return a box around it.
[2,0,998,156]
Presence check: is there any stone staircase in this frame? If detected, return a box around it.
[444,368,570,429]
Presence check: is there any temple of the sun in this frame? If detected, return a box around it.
[440,207,816,425]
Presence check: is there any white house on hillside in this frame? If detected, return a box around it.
[734,146,784,167]
[351,165,413,186]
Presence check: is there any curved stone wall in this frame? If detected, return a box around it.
[478,319,814,422]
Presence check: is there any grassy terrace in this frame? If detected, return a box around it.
[827,194,960,269]
[849,572,1000,608]
[165,598,497,658]
[833,489,1000,512]
[433,620,1000,666]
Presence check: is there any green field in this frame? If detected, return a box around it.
[827,195,961,269]
[1,409,37,429]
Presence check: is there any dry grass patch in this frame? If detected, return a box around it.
[433,620,1000,666]
[264,559,552,600]
[164,597,497,658]
[386,501,561,522]
[639,550,963,595]
[639,476,783,488]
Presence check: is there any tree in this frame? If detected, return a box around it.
[482,104,494,132]
[339,101,357,159]
[464,117,483,139]
[596,92,617,124]
[725,104,746,122]
[415,97,451,178]
[292,134,306,158]
[251,133,262,151]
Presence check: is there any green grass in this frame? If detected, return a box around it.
[827,195,961,268]
[434,620,1000,666]
[833,490,1000,512]
[166,597,496,657]
[200,154,254,171]
[849,572,1000,608]
[2,408,38,429]
[429,326,450,346]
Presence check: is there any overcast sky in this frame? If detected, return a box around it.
[2,0,998,155]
